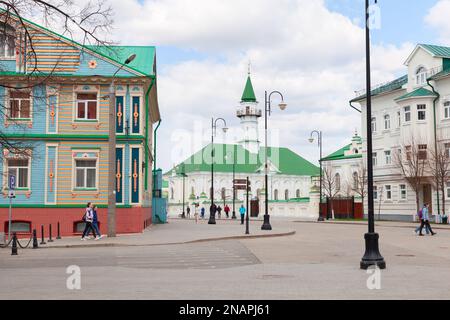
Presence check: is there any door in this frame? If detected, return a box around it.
[423,184,432,213]
[250,199,259,217]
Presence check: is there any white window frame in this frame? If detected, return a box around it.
[0,25,16,59]
[415,67,427,86]
[417,104,426,121]
[404,106,411,123]
[384,150,392,165]
[7,89,33,120]
[385,185,392,200]
[384,114,390,130]
[371,117,377,133]
[397,110,401,128]
[444,101,450,120]
[447,182,450,200]
[372,152,378,167]
[373,185,378,200]
[445,143,450,159]
[5,157,31,190]
[72,155,99,191]
[74,92,99,121]
[399,184,407,200]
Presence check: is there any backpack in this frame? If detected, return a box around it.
[418,209,423,219]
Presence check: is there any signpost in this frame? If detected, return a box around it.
[8,175,16,241]
[233,178,251,234]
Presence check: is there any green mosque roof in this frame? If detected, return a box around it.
[241,75,257,102]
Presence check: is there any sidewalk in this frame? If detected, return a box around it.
[301,219,450,230]
[32,218,295,249]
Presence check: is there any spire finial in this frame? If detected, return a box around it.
[247,60,251,75]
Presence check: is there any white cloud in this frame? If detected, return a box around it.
[425,0,450,45]
[94,0,413,169]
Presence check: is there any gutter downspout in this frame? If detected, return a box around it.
[350,100,362,113]
[144,78,154,191]
[427,78,440,216]
[153,119,162,189]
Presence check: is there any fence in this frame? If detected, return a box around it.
[320,196,363,220]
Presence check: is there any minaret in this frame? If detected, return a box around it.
[237,71,261,154]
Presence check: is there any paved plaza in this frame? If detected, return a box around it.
[1,218,450,299]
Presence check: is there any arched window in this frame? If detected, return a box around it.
[221,187,226,200]
[170,188,174,200]
[416,66,427,86]
[296,189,300,198]
[335,173,341,192]
[285,189,289,201]
[384,114,390,130]
[353,172,359,190]
[371,117,377,132]
[274,189,279,200]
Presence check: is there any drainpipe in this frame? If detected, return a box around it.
[153,119,162,191]
[349,100,362,113]
[144,78,154,191]
[427,78,440,216]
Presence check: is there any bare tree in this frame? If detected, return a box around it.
[0,0,113,158]
[351,163,367,215]
[429,141,450,216]
[322,165,340,219]
[393,136,428,214]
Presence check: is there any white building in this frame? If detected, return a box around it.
[350,43,450,221]
[164,73,320,219]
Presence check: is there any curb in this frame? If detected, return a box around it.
[35,230,296,249]
[293,220,450,230]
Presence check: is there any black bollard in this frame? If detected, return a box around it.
[40,225,46,245]
[11,232,18,255]
[48,224,54,242]
[56,222,61,240]
[32,229,38,249]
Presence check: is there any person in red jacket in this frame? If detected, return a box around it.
[224,204,230,218]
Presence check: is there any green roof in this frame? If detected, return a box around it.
[169,144,319,176]
[241,76,257,102]
[85,45,155,77]
[395,87,437,101]
[420,44,450,58]
[162,180,169,188]
[322,144,362,162]
[351,75,408,103]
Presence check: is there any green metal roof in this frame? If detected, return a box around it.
[420,44,450,58]
[85,45,155,77]
[168,144,319,176]
[241,76,257,102]
[321,144,362,162]
[395,87,437,101]
[350,75,408,103]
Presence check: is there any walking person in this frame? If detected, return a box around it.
[239,205,246,225]
[91,205,103,240]
[200,206,205,219]
[224,204,230,219]
[419,203,436,236]
[81,203,95,240]
[186,206,191,219]
[210,203,217,221]
[415,207,430,235]
[194,204,199,224]
[217,205,222,219]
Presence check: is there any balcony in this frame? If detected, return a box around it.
[236,109,262,118]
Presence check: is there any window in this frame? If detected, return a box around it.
[418,144,427,160]
[417,104,426,121]
[444,101,450,119]
[373,186,378,200]
[372,152,377,166]
[397,111,401,127]
[5,221,31,234]
[400,184,407,200]
[406,146,412,161]
[385,150,391,165]
[76,93,97,120]
[371,117,377,132]
[404,106,411,122]
[445,143,450,159]
[384,114,390,130]
[335,173,341,192]
[75,159,97,189]
[353,172,358,190]
[385,185,392,200]
[0,23,16,58]
[416,67,427,86]
[285,189,289,201]
[7,158,29,189]
[9,90,31,119]
[296,189,300,198]
[274,189,278,200]
[447,182,450,199]
[170,188,174,200]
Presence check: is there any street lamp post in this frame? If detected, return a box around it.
[209,117,228,225]
[360,0,386,269]
[262,91,287,231]
[107,53,136,238]
[177,163,187,218]
[226,152,237,219]
[309,130,323,221]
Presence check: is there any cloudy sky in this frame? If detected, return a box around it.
[104,0,450,170]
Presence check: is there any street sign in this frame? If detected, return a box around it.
[9,175,16,190]
[8,190,15,198]
[235,185,250,191]
[233,179,249,185]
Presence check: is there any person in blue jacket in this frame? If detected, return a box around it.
[418,203,436,236]
[239,205,246,225]
[90,205,103,240]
